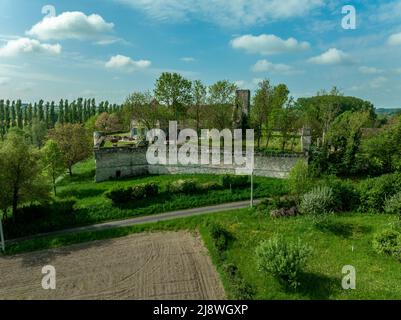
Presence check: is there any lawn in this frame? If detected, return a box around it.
[5,208,401,299]
[4,157,287,239]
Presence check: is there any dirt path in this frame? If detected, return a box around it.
[0,231,225,300]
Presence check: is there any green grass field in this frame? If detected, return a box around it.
[5,208,401,299]
[5,157,287,238]
[4,158,401,299]
[57,158,286,219]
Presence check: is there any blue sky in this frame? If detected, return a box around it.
[1,0,401,108]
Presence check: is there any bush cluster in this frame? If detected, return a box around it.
[168,179,223,194]
[167,179,199,194]
[321,176,360,212]
[14,198,77,223]
[221,175,249,189]
[384,192,401,215]
[288,160,313,200]
[222,263,255,300]
[299,186,336,216]
[209,222,231,252]
[372,229,401,258]
[104,183,159,204]
[4,198,78,238]
[255,237,312,289]
[358,173,401,213]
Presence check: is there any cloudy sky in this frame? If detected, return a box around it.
[1,0,401,108]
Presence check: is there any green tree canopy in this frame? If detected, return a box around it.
[48,123,92,176]
[0,129,50,219]
[154,72,192,120]
[41,139,65,196]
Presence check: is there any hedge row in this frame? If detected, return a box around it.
[104,183,159,204]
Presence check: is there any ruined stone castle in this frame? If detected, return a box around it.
[94,90,311,182]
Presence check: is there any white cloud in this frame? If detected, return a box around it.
[252,78,264,85]
[388,32,401,46]
[308,48,353,65]
[105,54,151,72]
[181,57,195,62]
[374,1,401,23]
[251,59,293,74]
[113,0,323,26]
[27,11,114,41]
[0,77,10,85]
[358,66,383,75]
[0,37,61,57]
[234,80,245,87]
[231,34,310,55]
[370,76,387,88]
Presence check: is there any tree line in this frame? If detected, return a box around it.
[122,73,306,152]
[0,98,122,140]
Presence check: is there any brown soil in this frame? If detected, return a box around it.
[0,231,225,300]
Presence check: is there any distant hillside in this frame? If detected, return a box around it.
[376,108,401,115]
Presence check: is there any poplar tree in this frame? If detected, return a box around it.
[59,99,65,124]
[45,101,50,128]
[91,98,96,116]
[16,100,23,128]
[33,102,38,119]
[38,99,44,122]
[50,101,56,127]
[64,100,70,123]
[5,100,11,130]
[0,100,5,139]
[27,103,33,126]
[11,101,17,127]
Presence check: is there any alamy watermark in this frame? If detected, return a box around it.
[342,5,356,30]
[42,265,56,290]
[145,121,255,175]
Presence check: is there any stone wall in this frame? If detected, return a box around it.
[94,146,306,182]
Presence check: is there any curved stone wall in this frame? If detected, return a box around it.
[94,147,306,182]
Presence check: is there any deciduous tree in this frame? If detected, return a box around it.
[49,123,92,176]
[41,139,65,195]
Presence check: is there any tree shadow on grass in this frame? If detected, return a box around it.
[283,272,340,300]
[315,221,372,239]
[58,188,105,199]
[59,169,96,184]
[115,193,173,210]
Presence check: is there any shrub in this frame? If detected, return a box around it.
[299,186,336,216]
[53,197,77,215]
[221,263,254,300]
[168,179,199,194]
[221,175,249,189]
[320,176,360,212]
[209,222,231,252]
[358,173,401,213]
[199,182,222,192]
[104,186,133,204]
[384,192,401,215]
[15,203,49,223]
[231,277,255,300]
[131,184,146,200]
[288,160,313,200]
[105,183,159,204]
[255,237,312,289]
[372,229,401,257]
[222,263,238,278]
